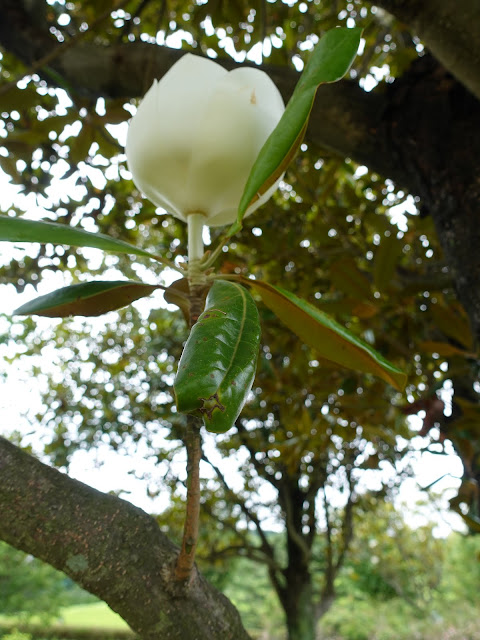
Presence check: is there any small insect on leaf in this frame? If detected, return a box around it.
[174,280,261,433]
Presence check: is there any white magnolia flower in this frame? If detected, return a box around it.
[126,53,285,227]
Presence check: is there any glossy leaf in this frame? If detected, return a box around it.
[14,280,159,317]
[0,215,162,262]
[240,277,406,391]
[174,280,261,433]
[231,27,362,233]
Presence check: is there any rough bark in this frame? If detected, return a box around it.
[375,0,480,100]
[0,437,251,640]
[376,55,480,343]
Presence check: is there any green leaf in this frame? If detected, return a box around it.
[373,233,403,293]
[232,27,362,232]
[330,257,373,300]
[14,280,159,317]
[240,277,406,391]
[163,277,191,323]
[0,215,163,262]
[174,280,261,433]
[429,301,473,350]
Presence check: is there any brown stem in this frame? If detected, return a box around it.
[174,281,207,583]
[174,415,202,583]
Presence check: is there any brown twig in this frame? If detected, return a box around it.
[174,282,206,584]
[174,414,203,583]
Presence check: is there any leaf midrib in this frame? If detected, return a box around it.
[217,282,248,394]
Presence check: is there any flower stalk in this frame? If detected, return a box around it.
[187,213,206,288]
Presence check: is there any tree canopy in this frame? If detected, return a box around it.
[1,1,480,640]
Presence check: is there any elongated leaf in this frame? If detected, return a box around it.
[329,257,373,300]
[429,301,473,350]
[418,340,477,358]
[174,280,261,433]
[231,27,362,233]
[0,215,162,262]
[14,280,159,317]
[240,277,406,391]
[373,233,403,293]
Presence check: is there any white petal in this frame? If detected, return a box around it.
[186,66,285,225]
[126,55,227,220]
[125,53,285,226]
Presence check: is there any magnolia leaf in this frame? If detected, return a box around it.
[230,27,362,235]
[14,280,159,317]
[429,301,473,350]
[0,215,162,262]
[418,340,477,358]
[373,233,403,293]
[174,280,261,433]
[240,277,406,391]
[329,257,373,300]
[164,277,191,323]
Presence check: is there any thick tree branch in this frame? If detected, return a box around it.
[0,437,251,640]
[304,461,327,546]
[375,0,480,100]
[334,469,355,573]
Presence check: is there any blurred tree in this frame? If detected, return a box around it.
[0,542,65,620]
[0,541,94,621]
[0,1,480,640]
[343,498,443,609]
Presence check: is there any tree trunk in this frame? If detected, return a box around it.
[283,572,316,640]
[374,55,480,343]
[277,479,317,640]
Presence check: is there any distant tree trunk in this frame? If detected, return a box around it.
[275,478,317,640]
[282,567,316,640]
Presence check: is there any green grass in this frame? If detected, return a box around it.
[0,602,131,636]
[55,603,129,630]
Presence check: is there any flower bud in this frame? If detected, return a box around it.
[126,53,285,227]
